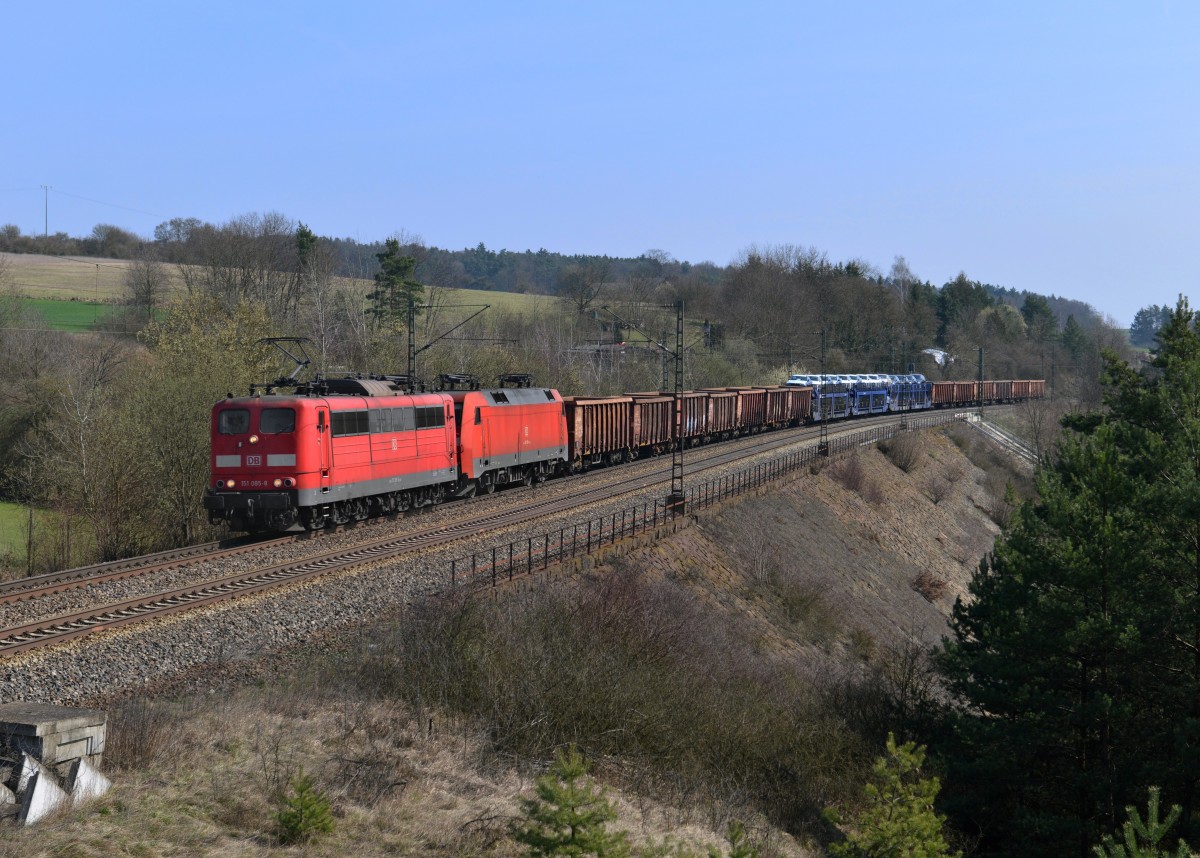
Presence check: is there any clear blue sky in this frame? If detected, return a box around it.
[4,2,1197,327]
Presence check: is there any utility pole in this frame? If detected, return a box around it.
[407,295,416,392]
[41,185,50,237]
[668,300,685,514]
[404,296,491,393]
[977,346,985,419]
[660,327,669,392]
[601,302,687,514]
[818,328,829,456]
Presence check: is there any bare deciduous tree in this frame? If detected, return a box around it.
[124,251,170,325]
[557,262,609,316]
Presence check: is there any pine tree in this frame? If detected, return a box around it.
[940,299,1200,855]
[709,819,758,858]
[826,733,959,858]
[274,769,334,845]
[512,745,630,857]
[1094,787,1195,858]
[367,237,424,329]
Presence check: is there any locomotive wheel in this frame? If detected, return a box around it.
[478,473,495,494]
[300,508,326,531]
[397,491,412,512]
[351,498,368,521]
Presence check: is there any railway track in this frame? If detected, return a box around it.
[0,409,979,660]
[0,535,278,603]
[0,417,831,609]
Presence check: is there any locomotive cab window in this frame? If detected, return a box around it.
[260,408,296,434]
[218,409,250,435]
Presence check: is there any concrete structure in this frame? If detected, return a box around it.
[66,758,111,804]
[0,703,106,777]
[19,769,69,826]
[0,704,109,826]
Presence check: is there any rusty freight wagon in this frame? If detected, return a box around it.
[755,386,801,428]
[708,388,767,434]
[781,385,813,424]
[702,390,738,440]
[677,391,709,443]
[563,396,633,470]
[1012,379,1044,400]
[932,381,979,407]
[629,393,674,455]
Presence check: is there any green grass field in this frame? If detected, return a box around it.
[0,502,28,568]
[21,297,114,331]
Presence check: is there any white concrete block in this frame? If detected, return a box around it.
[19,772,69,825]
[66,758,111,804]
[0,782,15,804]
[17,753,40,793]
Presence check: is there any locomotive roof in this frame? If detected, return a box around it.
[450,387,560,406]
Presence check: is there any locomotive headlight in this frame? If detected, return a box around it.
[283,478,295,488]
[249,435,259,444]
[273,478,282,488]
[226,479,236,489]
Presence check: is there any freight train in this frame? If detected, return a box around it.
[204,372,1045,533]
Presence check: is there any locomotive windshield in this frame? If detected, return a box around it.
[260,408,296,434]
[218,409,250,435]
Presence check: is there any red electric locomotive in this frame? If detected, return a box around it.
[448,381,568,494]
[204,377,459,532]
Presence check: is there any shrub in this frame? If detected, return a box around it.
[912,570,949,603]
[825,733,959,858]
[274,769,334,845]
[105,699,188,772]
[828,454,866,494]
[881,433,924,473]
[924,476,952,505]
[511,745,629,857]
